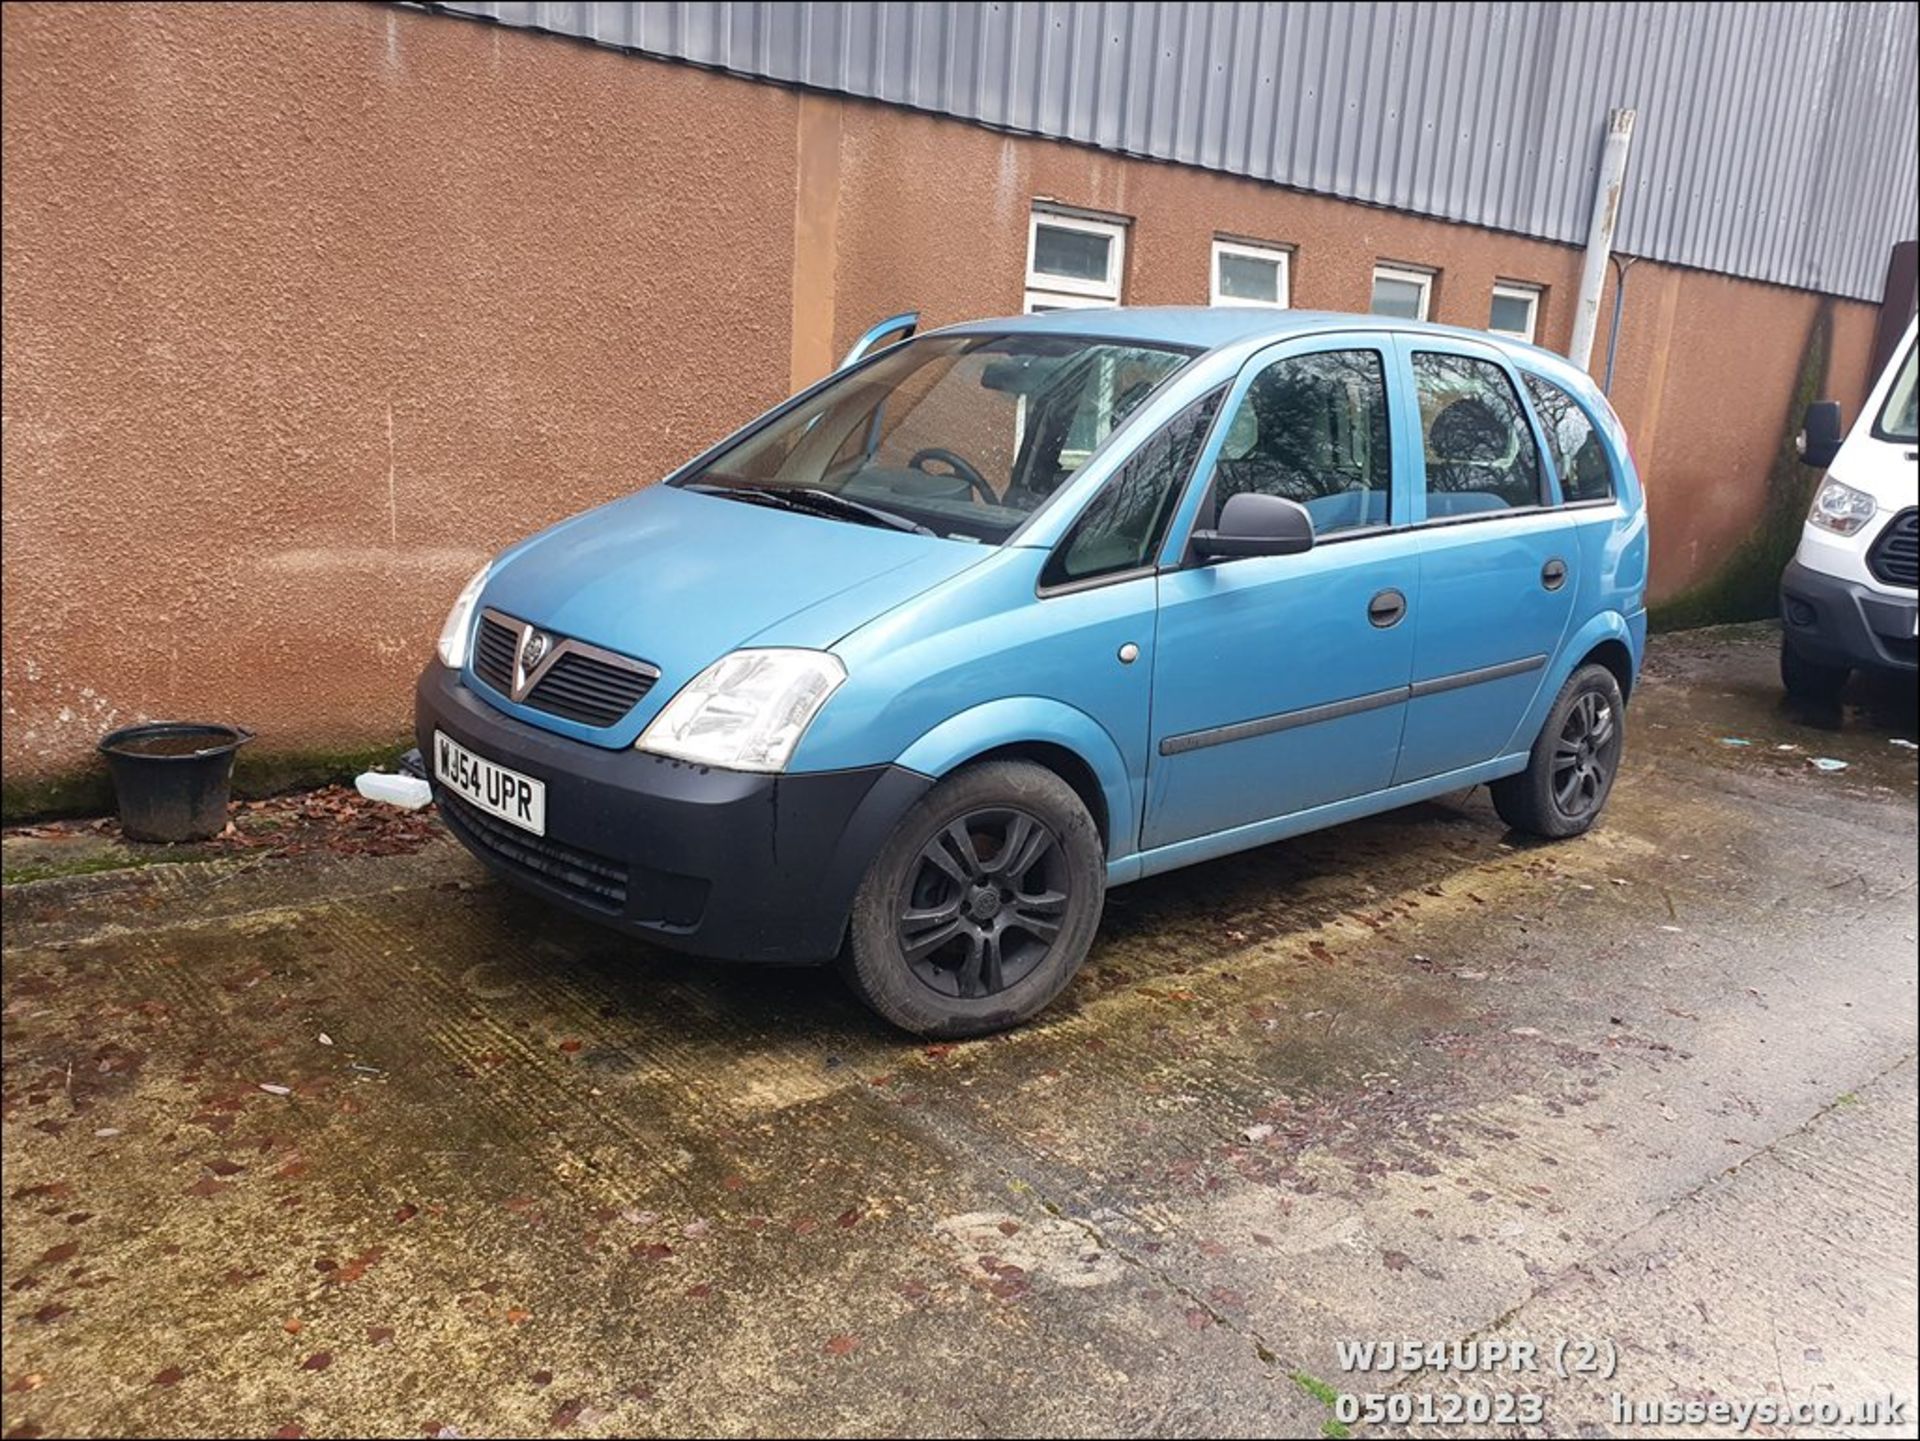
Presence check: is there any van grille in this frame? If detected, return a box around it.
[1867,508,1918,589]
[471,612,658,728]
[439,791,628,912]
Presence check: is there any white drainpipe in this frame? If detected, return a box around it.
[1568,108,1638,374]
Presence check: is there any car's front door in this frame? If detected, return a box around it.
[1393,343,1577,783]
[1143,335,1420,853]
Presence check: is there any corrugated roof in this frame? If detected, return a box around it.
[422,1,1920,302]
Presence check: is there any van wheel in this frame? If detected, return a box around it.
[1780,637,1849,702]
[1490,664,1625,839]
[839,760,1105,1038]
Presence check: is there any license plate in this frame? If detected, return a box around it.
[434,730,546,836]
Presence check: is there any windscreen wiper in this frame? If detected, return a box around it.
[683,480,933,536]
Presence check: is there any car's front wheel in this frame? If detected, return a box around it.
[1490,664,1626,838]
[839,759,1106,1037]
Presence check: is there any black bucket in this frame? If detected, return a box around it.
[97,723,255,843]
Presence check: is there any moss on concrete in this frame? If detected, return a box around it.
[2,736,412,824]
[1650,303,1834,632]
[1,850,200,886]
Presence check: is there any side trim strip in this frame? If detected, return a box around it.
[1407,652,1547,699]
[1157,653,1549,757]
[1159,685,1406,756]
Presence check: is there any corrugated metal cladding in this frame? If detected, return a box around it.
[422,1,1918,302]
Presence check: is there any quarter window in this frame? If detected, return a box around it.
[1207,350,1394,536]
[1489,283,1542,342]
[1412,352,1543,516]
[1522,373,1616,504]
[1211,240,1291,308]
[1026,210,1126,311]
[1044,388,1225,587]
[1371,263,1434,321]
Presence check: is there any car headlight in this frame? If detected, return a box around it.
[636,649,846,773]
[436,564,492,668]
[1808,477,1877,535]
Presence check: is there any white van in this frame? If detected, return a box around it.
[1780,317,1919,699]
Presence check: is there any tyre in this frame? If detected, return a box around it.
[1779,636,1849,702]
[1490,664,1626,839]
[839,759,1106,1037]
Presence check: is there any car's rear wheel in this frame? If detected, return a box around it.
[839,760,1105,1037]
[1779,635,1850,702]
[1490,664,1626,838]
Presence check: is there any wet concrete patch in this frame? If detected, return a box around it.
[3,625,1914,1437]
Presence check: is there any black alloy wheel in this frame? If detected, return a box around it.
[896,808,1070,999]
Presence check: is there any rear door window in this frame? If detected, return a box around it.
[1521,373,1617,504]
[1411,352,1544,517]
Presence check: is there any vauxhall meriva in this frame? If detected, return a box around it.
[418,308,1648,1036]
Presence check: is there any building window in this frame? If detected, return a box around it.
[1489,282,1542,343]
[1371,263,1434,321]
[1026,209,1126,311]
[1211,239,1291,308]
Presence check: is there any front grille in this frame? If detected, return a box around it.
[474,615,518,694]
[523,651,655,728]
[439,791,628,913]
[470,611,657,728]
[1868,508,1918,588]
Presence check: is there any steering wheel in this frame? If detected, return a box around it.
[907,447,996,504]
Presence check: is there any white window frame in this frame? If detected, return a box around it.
[1026,209,1126,308]
[1488,281,1542,343]
[1210,238,1292,308]
[1371,263,1435,322]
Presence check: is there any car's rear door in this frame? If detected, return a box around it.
[1392,339,1577,784]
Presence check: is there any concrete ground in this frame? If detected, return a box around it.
[3,623,1915,1440]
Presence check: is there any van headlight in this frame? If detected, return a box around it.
[1808,477,1877,535]
[436,564,493,668]
[636,649,846,773]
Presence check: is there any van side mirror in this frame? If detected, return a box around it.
[1798,401,1844,469]
[1190,492,1316,561]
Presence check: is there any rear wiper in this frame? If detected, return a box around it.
[684,480,933,536]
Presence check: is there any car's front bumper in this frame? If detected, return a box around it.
[1780,559,1918,674]
[415,663,931,963]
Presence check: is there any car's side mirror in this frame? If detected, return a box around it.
[1190,492,1316,561]
[1798,400,1844,469]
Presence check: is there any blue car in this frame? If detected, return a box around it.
[417,308,1647,1036]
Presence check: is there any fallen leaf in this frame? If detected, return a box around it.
[152,1366,186,1386]
[283,1318,303,1335]
[367,1326,395,1347]
[258,1084,293,1097]
[530,1369,553,1388]
[300,1352,332,1372]
[5,1375,46,1394]
[836,1208,862,1229]
[550,1398,586,1430]
[822,1334,860,1358]
[394,1204,419,1224]
[184,1177,233,1199]
[38,1243,78,1266]
[505,1307,532,1326]
[1382,1250,1413,1272]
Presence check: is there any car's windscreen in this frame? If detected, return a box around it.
[1874,340,1918,443]
[673,334,1193,543]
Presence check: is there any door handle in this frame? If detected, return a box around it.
[1367,588,1408,628]
[1541,557,1569,591]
